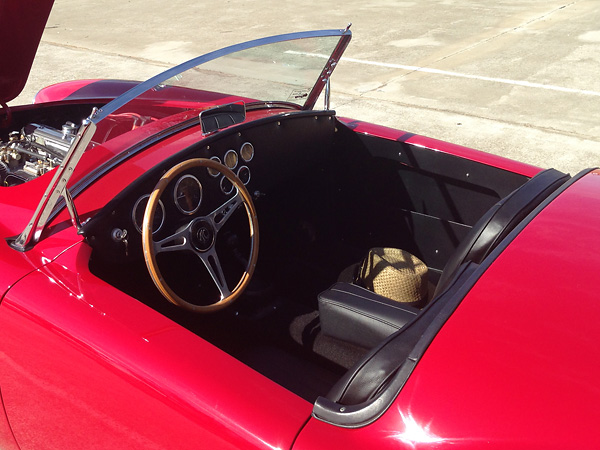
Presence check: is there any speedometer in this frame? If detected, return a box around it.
[174,174,202,214]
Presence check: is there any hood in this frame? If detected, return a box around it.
[0,0,54,104]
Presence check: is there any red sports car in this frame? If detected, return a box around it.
[1,1,598,449]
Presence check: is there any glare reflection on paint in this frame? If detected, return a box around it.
[389,408,445,448]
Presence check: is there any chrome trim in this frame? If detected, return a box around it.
[240,142,254,162]
[220,176,234,195]
[133,195,165,234]
[324,78,331,110]
[224,149,239,170]
[10,114,96,251]
[174,174,203,215]
[302,28,352,110]
[207,156,221,177]
[63,188,83,233]
[237,166,251,185]
[94,28,351,123]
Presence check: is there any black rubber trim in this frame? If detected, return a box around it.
[313,262,478,428]
[312,167,596,428]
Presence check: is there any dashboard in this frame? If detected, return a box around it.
[83,109,337,265]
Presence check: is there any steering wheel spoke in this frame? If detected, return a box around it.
[210,189,242,232]
[154,224,192,254]
[197,247,231,300]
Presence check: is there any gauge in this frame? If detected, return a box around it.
[240,142,254,162]
[237,166,251,185]
[174,174,202,214]
[224,149,238,169]
[220,176,234,195]
[133,195,165,234]
[207,156,221,177]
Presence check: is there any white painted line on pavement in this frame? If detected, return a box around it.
[286,50,600,98]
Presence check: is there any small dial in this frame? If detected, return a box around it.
[174,175,202,214]
[207,156,221,177]
[133,195,165,234]
[240,142,254,162]
[237,166,251,185]
[224,150,238,169]
[220,176,234,195]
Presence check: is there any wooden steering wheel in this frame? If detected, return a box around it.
[142,158,259,313]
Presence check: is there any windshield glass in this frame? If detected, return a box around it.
[158,38,340,107]
[91,29,351,128]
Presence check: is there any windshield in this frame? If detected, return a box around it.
[93,29,351,125]
[11,28,351,251]
[156,38,339,107]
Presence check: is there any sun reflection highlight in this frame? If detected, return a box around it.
[389,408,445,448]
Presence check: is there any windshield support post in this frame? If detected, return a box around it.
[63,188,84,234]
[302,27,351,110]
[9,112,97,251]
[324,78,331,110]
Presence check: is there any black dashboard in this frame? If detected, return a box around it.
[83,109,337,264]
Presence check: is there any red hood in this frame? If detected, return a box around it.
[0,0,54,104]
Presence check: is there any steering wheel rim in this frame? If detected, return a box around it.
[142,158,259,313]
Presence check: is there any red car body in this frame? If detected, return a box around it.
[1,1,598,449]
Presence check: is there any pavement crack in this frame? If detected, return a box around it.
[41,40,172,68]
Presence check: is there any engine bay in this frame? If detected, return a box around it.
[0,101,163,188]
[0,121,76,185]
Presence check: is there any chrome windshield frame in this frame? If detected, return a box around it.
[10,27,352,251]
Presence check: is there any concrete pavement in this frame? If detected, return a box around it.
[11,0,600,174]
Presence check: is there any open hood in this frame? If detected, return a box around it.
[0,0,54,104]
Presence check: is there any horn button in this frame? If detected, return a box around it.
[191,219,215,252]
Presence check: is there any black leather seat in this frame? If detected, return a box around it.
[320,168,570,407]
[318,168,569,351]
[318,282,420,349]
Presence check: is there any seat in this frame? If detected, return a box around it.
[318,168,569,350]
[319,168,570,411]
[318,248,428,348]
[318,281,420,349]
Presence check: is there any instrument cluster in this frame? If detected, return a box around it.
[131,141,255,235]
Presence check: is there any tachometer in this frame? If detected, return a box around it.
[174,174,202,214]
